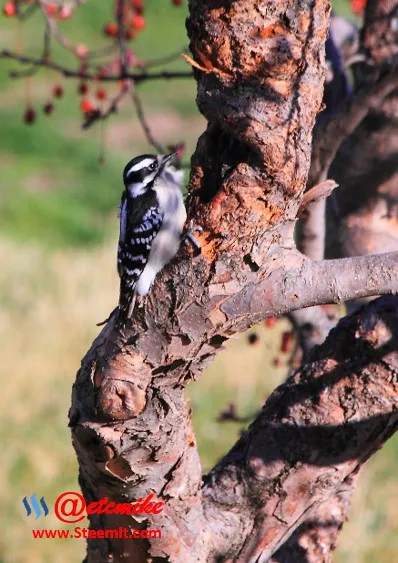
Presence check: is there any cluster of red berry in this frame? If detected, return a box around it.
[23,83,64,124]
[79,82,108,118]
[104,0,183,40]
[104,0,145,40]
[3,0,185,125]
[3,0,73,19]
[23,81,112,124]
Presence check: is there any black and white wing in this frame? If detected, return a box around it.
[117,193,163,317]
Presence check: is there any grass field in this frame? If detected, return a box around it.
[1,1,397,562]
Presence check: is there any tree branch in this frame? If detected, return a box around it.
[1,49,193,82]
[290,1,398,557]
[309,62,398,188]
[221,250,398,322]
[267,472,361,563]
[202,295,398,561]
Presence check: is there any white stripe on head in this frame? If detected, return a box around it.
[127,158,156,174]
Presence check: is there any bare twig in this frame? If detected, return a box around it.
[116,0,128,76]
[38,0,74,54]
[82,82,131,129]
[1,49,193,82]
[298,180,338,217]
[16,0,39,21]
[136,48,188,69]
[131,86,165,152]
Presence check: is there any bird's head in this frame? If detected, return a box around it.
[123,153,177,197]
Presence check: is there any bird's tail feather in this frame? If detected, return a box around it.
[118,279,137,321]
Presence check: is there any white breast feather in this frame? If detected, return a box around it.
[135,170,186,296]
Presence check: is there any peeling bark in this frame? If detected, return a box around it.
[270,472,360,563]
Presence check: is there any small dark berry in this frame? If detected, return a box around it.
[248,333,259,345]
[52,84,64,98]
[43,102,54,115]
[24,106,36,124]
[78,82,88,95]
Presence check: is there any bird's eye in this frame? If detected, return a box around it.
[149,162,156,171]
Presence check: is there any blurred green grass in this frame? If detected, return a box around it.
[0,1,397,562]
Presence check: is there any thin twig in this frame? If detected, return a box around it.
[116,0,128,76]
[82,83,131,130]
[16,1,39,21]
[1,49,193,82]
[298,179,338,217]
[86,43,120,61]
[136,48,188,69]
[38,0,75,54]
[131,86,165,152]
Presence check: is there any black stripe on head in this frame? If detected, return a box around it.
[123,154,158,187]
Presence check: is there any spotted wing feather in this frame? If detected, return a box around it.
[117,192,163,316]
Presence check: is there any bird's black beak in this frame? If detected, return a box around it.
[159,152,177,168]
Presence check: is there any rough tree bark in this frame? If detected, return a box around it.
[329,0,398,289]
[282,2,398,558]
[69,1,398,561]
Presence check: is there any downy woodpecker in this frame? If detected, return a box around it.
[117,152,187,319]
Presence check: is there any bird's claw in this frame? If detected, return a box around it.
[183,223,202,253]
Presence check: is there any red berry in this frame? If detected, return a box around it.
[172,0,183,5]
[125,28,136,40]
[104,22,118,37]
[265,317,277,328]
[78,82,88,95]
[3,1,16,16]
[131,0,144,13]
[131,14,145,30]
[95,88,107,101]
[24,107,36,124]
[75,44,88,59]
[52,84,64,98]
[126,48,137,66]
[351,0,366,14]
[45,3,58,16]
[280,331,293,353]
[43,102,54,115]
[58,5,72,19]
[80,98,95,113]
